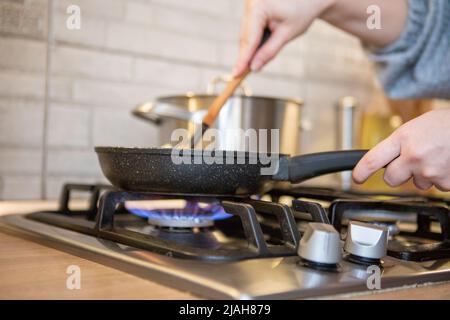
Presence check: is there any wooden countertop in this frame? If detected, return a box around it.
[0,200,195,299]
[0,200,449,300]
[0,230,196,299]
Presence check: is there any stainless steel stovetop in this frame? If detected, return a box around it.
[1,184,450,299]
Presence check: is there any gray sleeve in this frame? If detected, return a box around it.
[369,0,450,99]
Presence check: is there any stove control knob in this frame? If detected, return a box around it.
[298,223,342,265]
[344,221,388,261]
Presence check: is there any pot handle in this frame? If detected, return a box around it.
[132,102,161,124]
[287,150,368,183]
[207,75,252,96]
[132,102,194,125]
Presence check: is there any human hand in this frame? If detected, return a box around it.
[233,0,334,77]
[353,109,450,191]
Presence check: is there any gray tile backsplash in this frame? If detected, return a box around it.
[0,0,376,199]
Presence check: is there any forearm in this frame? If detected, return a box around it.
[234,0,410,76]
[321,0,408,48]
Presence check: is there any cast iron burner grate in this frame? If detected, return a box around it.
[27,183,450,262]
[29,184,329,261]
[268,187,450,261]
[329,199,450,261]
[93,190,303,261]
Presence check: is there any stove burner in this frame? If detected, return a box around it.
[345,254,382,267]
[298,258,341,272]
[330,200,450,261]
[125,199,231,229]
[147,217,214,229]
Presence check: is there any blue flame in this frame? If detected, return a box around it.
[127,201,232,221]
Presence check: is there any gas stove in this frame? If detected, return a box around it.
[1,183,450,299]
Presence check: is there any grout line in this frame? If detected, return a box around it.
[0,31,46,42]
[40,0,55,200]
[46,40,372,87]
[51,39,306,80]
[0,144,43,150]
[53,39,234,69]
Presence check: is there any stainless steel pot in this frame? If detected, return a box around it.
[133,75,305,155]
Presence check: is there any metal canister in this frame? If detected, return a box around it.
[335,96,359,190]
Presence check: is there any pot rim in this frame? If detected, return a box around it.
[156,93,304,107]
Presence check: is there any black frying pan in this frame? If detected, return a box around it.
[95,147,367,196]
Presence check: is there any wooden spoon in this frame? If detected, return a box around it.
[189,28,271,148]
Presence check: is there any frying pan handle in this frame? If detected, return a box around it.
[288,150,368,183]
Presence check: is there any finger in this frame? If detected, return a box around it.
[412,174,433,190]
[383,157,412,187]
[233,6,267,76]
[353,134,401,184]
[233,16,252,76]
[250,26,292,72]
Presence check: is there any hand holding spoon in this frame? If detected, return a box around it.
[189,28,272,149]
